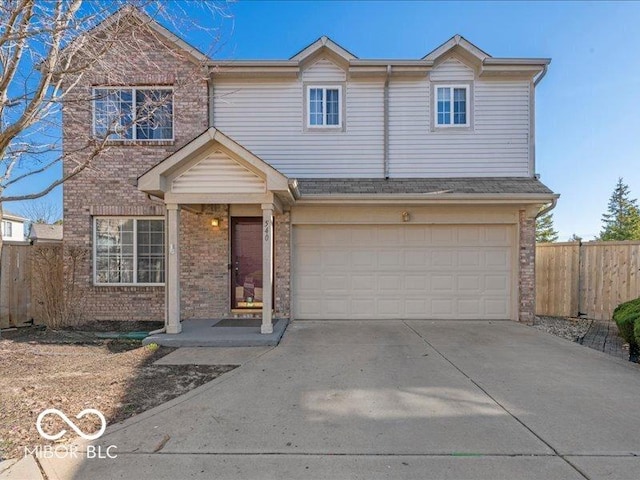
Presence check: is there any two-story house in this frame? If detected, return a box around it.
[63,10,557,337]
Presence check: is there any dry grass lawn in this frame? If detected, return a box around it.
[0,328,235,460]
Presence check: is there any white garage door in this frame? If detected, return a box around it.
[293,224,514,320]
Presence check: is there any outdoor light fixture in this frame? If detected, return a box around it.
[402,211,410,222]
[211,218,220,227]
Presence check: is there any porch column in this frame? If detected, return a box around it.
[166,203,182,334]
[261,203,274,334]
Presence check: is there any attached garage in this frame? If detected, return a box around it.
[292,221,516,320]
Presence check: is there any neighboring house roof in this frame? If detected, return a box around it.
[1,211,27,222]
[29,224,63,242]
[297,177,555,197]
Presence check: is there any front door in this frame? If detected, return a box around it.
[231,218,263,309]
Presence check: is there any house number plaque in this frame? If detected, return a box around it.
[264,219,271,242]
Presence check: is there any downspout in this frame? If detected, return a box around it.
[208,73,215,128]
[383,65,391,179]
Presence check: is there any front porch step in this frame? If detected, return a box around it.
[142,318,289,347]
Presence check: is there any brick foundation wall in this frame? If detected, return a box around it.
[518,210,536,323]
[63,26,209,323]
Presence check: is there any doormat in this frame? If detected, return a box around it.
[213,318,263,328]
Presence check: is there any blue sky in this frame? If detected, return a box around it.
[10,1,640,240]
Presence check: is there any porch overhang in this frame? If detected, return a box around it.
[137,127,296,208]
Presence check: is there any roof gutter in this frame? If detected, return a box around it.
[533,63,548,86]
[535,196,558,218]
[296,193,560,205]
[383,65,391,179]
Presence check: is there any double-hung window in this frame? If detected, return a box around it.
[93,87,173,140]
[436,85,469,127]
[1,221,12,237]
[94,218,165,285]
[307,86,341,127]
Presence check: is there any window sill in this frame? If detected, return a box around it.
[432,125,472,132]
[93,283,165,288]
[305,126,344,133]
[102,140,175,147]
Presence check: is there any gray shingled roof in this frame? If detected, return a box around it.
[296,177,555,196]
[29,223,63,241]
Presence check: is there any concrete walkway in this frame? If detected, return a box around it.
[28,321,640,480]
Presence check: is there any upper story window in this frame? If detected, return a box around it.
[436,85,469,127]
[307,86,342,128]
[93,87,173,141]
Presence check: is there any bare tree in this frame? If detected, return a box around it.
[18,196,62,224]
[0,0,229,254]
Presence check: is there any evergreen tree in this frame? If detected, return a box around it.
[599,178,640,241]
[536,212,559,243]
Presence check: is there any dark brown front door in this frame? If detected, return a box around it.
[231,218,263,309]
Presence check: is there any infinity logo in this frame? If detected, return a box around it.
[36,408,107,441]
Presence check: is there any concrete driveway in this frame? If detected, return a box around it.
[41,320,640,480]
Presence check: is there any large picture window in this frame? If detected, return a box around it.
[93,87,173,141]
[94,218,165,285]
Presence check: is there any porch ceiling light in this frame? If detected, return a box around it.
[211,218,220,227]
[402,211,410,222]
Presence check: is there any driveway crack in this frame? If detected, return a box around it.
[401,321,591,480]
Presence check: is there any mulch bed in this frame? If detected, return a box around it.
[0,325,236,461]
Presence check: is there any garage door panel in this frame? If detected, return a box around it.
[485,298,509,316]
[485,274,509,292]
[485,250,509,267]
[404,249,430,268]
[432,250,455,267]
[322,275,349,292]
[322,228,351,245]
[458,275,481,292]
[378,274,404,292]
[458,298,481,315]
[293,224,513,320]
[405,275,428,291]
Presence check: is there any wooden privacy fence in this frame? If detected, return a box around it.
[536,241,640,321]
[0,242,64,328]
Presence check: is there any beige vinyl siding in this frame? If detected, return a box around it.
[388,79,530,177]
[213,79,384,178]
[301,58,347,82]
[429,57,475,82]
[213,55,531,178]
[171,151,265,194]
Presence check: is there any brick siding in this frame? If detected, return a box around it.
[63,25,209,322]
[518,210,536,323]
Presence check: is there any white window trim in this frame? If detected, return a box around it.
[435,84,470,128]
[306,85,343,128]
[92,86,175,142]
[93,216,166,287]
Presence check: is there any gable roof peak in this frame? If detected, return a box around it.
[290,35,358,62]
[423,34,491,62]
